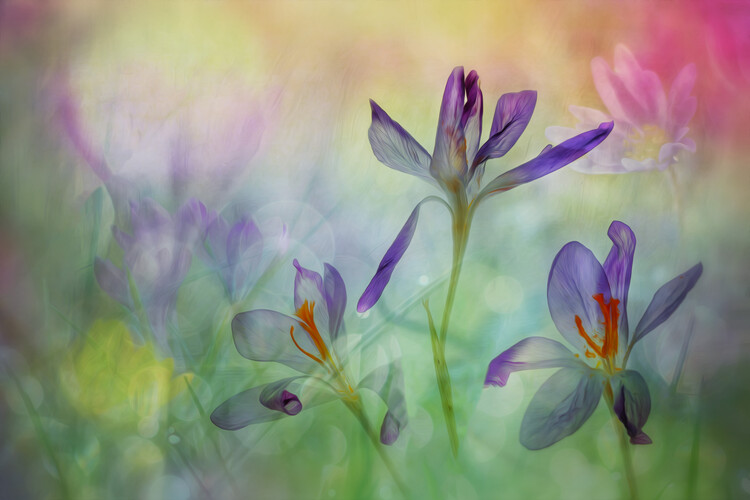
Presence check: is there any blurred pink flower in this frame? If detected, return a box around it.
[546,45,697,174]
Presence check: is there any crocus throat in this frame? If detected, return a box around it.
[574,293,620,361]
[289,300,331,365]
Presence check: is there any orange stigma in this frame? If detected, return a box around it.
[291,300,331,364]
[574,293,620,361]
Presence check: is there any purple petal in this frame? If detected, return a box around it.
[479,121,614,198]
[129,198,171,239]
[94,258,132,307]
[293,260,331,341]
[227,217,263,269]
[602,221,636,348]
[430,67,468,189]
[484,337,583,387]
[473,90,537,168]
[667,63,697,136]
[175,198,211,246]
[547,242,612,356]
[611,370,652,445]
[368,100,435,186]
[632,263,703,345]
[211,377,305,431]
[461,70,483,168]
[259,377,305,416]
[231,309,319,373]
[359,359,408,446]
[520,367,604,450]
[357,201,423,313]
[323,263,347,341]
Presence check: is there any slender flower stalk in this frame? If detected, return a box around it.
[358,66,613,455]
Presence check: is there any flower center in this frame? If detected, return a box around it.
[623,124,669,162]
[289,300,331,365]
[574,293,620,363]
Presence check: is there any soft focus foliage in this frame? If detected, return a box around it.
[0,1,748,499]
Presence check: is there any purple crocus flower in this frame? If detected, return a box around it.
[211,260,407,446]
[358,66,614,312]
[94,198,193,353]
[176,200,267,304]
[485,221,702,449]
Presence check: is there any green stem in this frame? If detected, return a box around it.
[342,398,410,498]
[666,165,684,233]
[7,370,72,500]
[427,200,471,458]
[424,300,459,458]
[605,388,639,500]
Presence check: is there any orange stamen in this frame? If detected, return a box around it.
[289,325,323,365]
[593,293,620,358]
[295,300,331,362]
[574,315,605,358]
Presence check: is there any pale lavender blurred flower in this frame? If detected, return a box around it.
[546,45,697,173]
[52,67,278,207]
[212,260,407,446]
[485,221,702,449]
[94,198,193,353]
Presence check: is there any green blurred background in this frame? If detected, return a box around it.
[1,1,748,498]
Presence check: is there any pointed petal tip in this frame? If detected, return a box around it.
[630,432,652,445]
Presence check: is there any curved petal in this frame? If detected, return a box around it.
[485,337,585,387]
[293,259,332,343]
[603,220,636,349]
[227,218,263,270]
[357,200,425,312]
[462,70,483,168]
[323,263,347,342]
[547,242,612,356]
[478,121,614,199]
[430,66,468,188]
[473,90,537,168]
[231,309,319,373]
[632,263,703,345]
[259,377,305,415]
[94,258,132,308]
[592,55,645,124]
[358,360,408,445]
[611,370,652,445]
[520,366,604,450]
[368,100,436,186]
[667,63,697,134]
[211,377,306,430]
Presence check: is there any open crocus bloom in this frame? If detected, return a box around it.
[485,221,702,449]
[211,260,407,445]
[358,66,613,312]
[546,44,697,173]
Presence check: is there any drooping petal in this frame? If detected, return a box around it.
[478,122,614,199]
[547,242,612,356]
[323,263,347,342]
[520,366,605,450]
[259,377,305,416]
[231,309,319,373]
[461,70,483,167]
[484,337,585,387]
[368,100,436,186]
[94,258,132,308]
[357,200,425,313]
[603,220,636,349]
[611,370,652,444]
[211,377,306,430]
[473,90,537,168]
[359,359,408,445]
[430,67,468,189]
[632,263,703,345]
